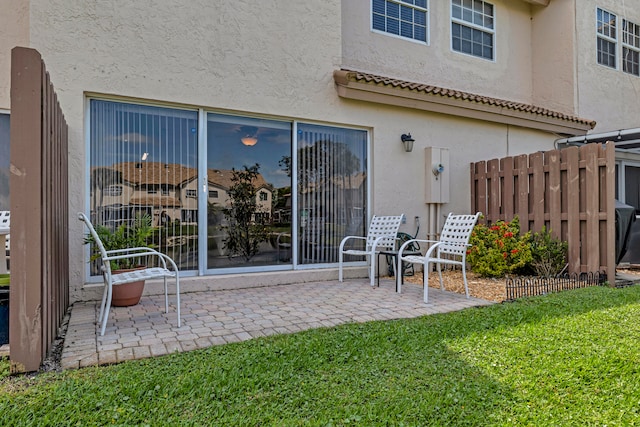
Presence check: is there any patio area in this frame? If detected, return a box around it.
[60,277,494,370]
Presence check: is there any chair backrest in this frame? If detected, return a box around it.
[0,211,9,251]
[438,212,481,256]
[366,215,404,251]
[78,212,109,268]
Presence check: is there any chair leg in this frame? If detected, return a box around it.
[338,251,344,282]
[175,276,181,328]
[396,256,402,293]
[164,277,169,313]
[369,254,376,287]
[100,284,113,336]
[436,262,445,291]
[461,266,470,299]
[423,261,430,303]
[97,282,109,329]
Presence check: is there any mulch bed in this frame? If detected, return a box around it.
[403,267,640,303]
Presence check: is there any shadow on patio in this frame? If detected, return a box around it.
[60,278,494,370]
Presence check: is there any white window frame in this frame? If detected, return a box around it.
[371,0,429,45]
[622,18,640,76]
[596,7,618,69]
[186,189,198,198]
[450,0,495,61]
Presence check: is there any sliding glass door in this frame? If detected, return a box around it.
[206,114,292,270]
[89,99,369,275]
[297,123,368,265]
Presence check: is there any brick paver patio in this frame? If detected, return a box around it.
[60,278,493,370]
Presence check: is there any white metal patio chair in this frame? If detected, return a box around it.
[397,212,481,303]
[78,212,181,336]
[339,214,404,287]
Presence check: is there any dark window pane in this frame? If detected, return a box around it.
[387,2,399,18]
[373,14,385,31]
[401,5,413,22]
[415,25,426,42]
[372,0,385,14]
[387,17,400,34]
[401,22,413,38]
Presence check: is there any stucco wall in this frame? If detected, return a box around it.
[531,0,577,115]
[575,0,640,132]
[341,0,535,103]
[0,0,30,110]
[18,0,558,300]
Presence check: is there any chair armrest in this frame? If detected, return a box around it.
[398,239,440,257]
[339,235,366,251]
[104,248,178,271]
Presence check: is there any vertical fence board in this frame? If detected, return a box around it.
[470,142,615,281]
[514,155,529,233]
[530,152,545,232]
[546,149,562,238]
[501,157,514,220]
[488,159,500,221]
[582,144,600,273]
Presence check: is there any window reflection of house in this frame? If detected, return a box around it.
[90,163,274,227]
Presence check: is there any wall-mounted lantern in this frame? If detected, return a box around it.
[401,133,415,152]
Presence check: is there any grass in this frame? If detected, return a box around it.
[1,285,640,425]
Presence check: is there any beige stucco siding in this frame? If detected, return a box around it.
[8,0,565,299]
[575,0,640,132]
[0,0,30,109]
[341,0,535,104]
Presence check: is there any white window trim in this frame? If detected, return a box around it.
[622,18,640,76]
[450,0,496,62]
[370,0,430,45]
[596,6,618,70]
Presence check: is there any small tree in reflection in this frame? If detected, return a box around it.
[222,164,269,261]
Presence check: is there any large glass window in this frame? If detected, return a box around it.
[451,0,494,60]
[206,114,292,270]
[597,8,617,68]
[89,100,199,274]
[372,0,428,43]
[0,113,9,211]
[297,123,368,265]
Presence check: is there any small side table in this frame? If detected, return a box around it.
[378,250,421,291]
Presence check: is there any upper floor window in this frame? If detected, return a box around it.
[209,190,219,198]
[597,8,617,68]
[186,189,197,198]
[104,185,122,197]
[259,191,268,201]
[451,0,494,61]
[623,19,640,76]
[372,0,428,43]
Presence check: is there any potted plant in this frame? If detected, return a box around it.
[84,213,156,306]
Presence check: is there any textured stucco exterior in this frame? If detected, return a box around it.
[0,0,29,110]
[4,0,635,301]
[574,0,640,132]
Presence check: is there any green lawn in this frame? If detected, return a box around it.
[1,285,639,426]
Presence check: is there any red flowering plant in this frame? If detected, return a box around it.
[467,216,533,278]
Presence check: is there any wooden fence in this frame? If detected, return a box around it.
[9,47,69,373]
[470,142,616,282]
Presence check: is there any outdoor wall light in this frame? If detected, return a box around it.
[401,133,415,152]
[432,163,445,180]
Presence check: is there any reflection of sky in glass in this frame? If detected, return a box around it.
[90,100,198,167]
[207,114,291,189]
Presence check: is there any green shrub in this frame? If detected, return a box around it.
[529,226,568,278]
[467,216,532,278]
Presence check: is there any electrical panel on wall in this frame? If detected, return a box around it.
[424,147,450,203]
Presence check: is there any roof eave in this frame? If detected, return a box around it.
[334,70,593,136]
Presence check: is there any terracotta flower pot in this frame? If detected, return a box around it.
[111,267,145,307]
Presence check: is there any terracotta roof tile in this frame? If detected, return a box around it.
[339,69,596,128]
